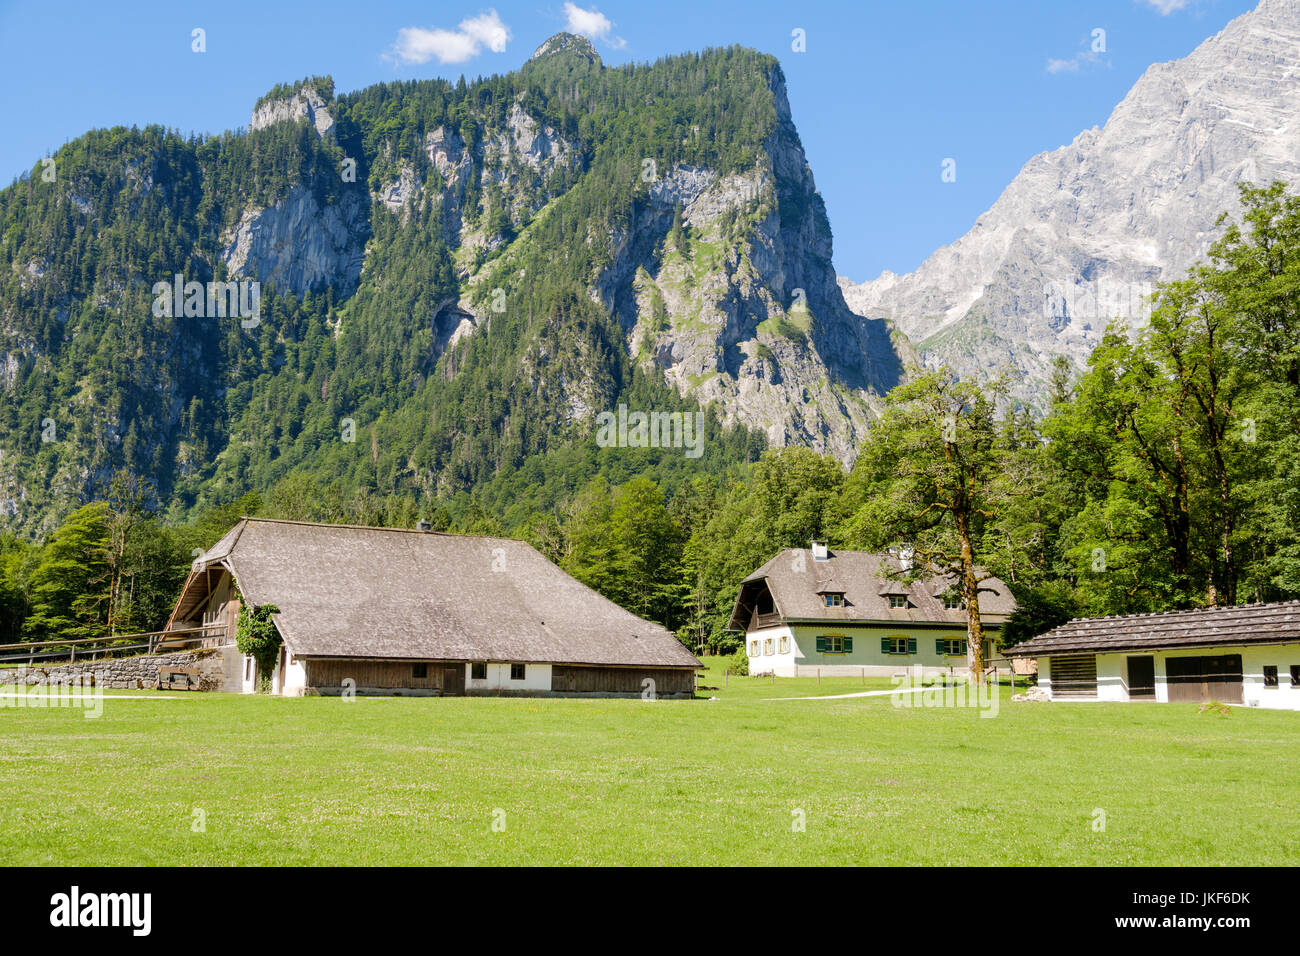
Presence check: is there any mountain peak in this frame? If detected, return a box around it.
[529,32,601,65]
[840,0,1300,403]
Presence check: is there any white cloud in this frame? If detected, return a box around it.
[1138,0,1191,14]
[564,3,626,48]
[1046,47,1108,75]
[460,11,512,52]
[388,9,512,65]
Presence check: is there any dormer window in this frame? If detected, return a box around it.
[889,595,908,609]
[943,595,962,610]
[816,577,846,608]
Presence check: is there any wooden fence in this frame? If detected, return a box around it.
[0,625,229,666]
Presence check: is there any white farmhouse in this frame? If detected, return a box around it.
[728,542,1017,677]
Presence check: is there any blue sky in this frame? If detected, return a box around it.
[0,0,1259,280]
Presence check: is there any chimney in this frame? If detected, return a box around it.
[899,545,914,572]
[811,540,829,562]
[416,520,431,532]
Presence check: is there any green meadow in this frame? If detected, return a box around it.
[1,659,1296,866]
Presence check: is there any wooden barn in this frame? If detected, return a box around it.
[1006,601,1300,709]
[166,518,700,698]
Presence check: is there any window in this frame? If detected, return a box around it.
[889,595,908,609]
[943,595,962,610]
[764,638,774,655]
[750,640,759,657]
[244,657,252,681]
[1292,665,1300,688]
[815,635,852,654]
[412,663,428,678]
[471,662,487,681]
[510,663,526,681]
[824,593,844,607]
[882,636,916,655]
[1263,665,1278,688]
[937,638,966,656]
[779,636,790,655]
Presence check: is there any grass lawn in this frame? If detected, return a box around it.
[1,657,1296,865]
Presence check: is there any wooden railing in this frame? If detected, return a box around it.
[0,625,229,666]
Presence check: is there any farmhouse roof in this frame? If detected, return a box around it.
[1006,600,1300,657]
[728,547,1016,630]
[172,518,700,669]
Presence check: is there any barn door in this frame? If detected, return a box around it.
[443,665,465,697]
[1126,656,1155,700]
[1166,655,1242,704]
[1205,654,1242,704]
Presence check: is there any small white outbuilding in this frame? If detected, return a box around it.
[1007,601,1300,710]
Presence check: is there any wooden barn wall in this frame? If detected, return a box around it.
[305,659,451,691]
[200,570,239,647]
[550,666,695,696]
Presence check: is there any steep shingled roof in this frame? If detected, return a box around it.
[177,518,700,669]
[728,547,1016,630]
[1006,600,1300,657]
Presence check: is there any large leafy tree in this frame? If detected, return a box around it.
[1044,182,1300,612]
[563,476,687,628]
[0,533,37,643]
[840,370,1027,675]
[1203,183,1300,595]
[22,503,111,642]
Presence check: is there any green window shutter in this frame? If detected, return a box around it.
[959,640,967,655]
[843,635,853,653]
[936,638,945,655]
[907,638,917,655]
[881,637,891,654]
[816,636,826,653]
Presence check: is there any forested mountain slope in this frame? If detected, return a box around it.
[0,34,904,535]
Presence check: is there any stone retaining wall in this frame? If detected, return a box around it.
[0,647,232,691]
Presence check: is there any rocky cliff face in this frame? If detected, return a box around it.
[579,66,901,461]
[237,47,905,461]
[250,84,335,138]
[839,0,1300,399]
[221,185,367,295]
[377,50,903,461]
[597,78,903,461]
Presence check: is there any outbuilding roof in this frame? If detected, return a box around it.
[728,547,1016,630]
[1006,600,1300,657]
[172,518,700,669]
